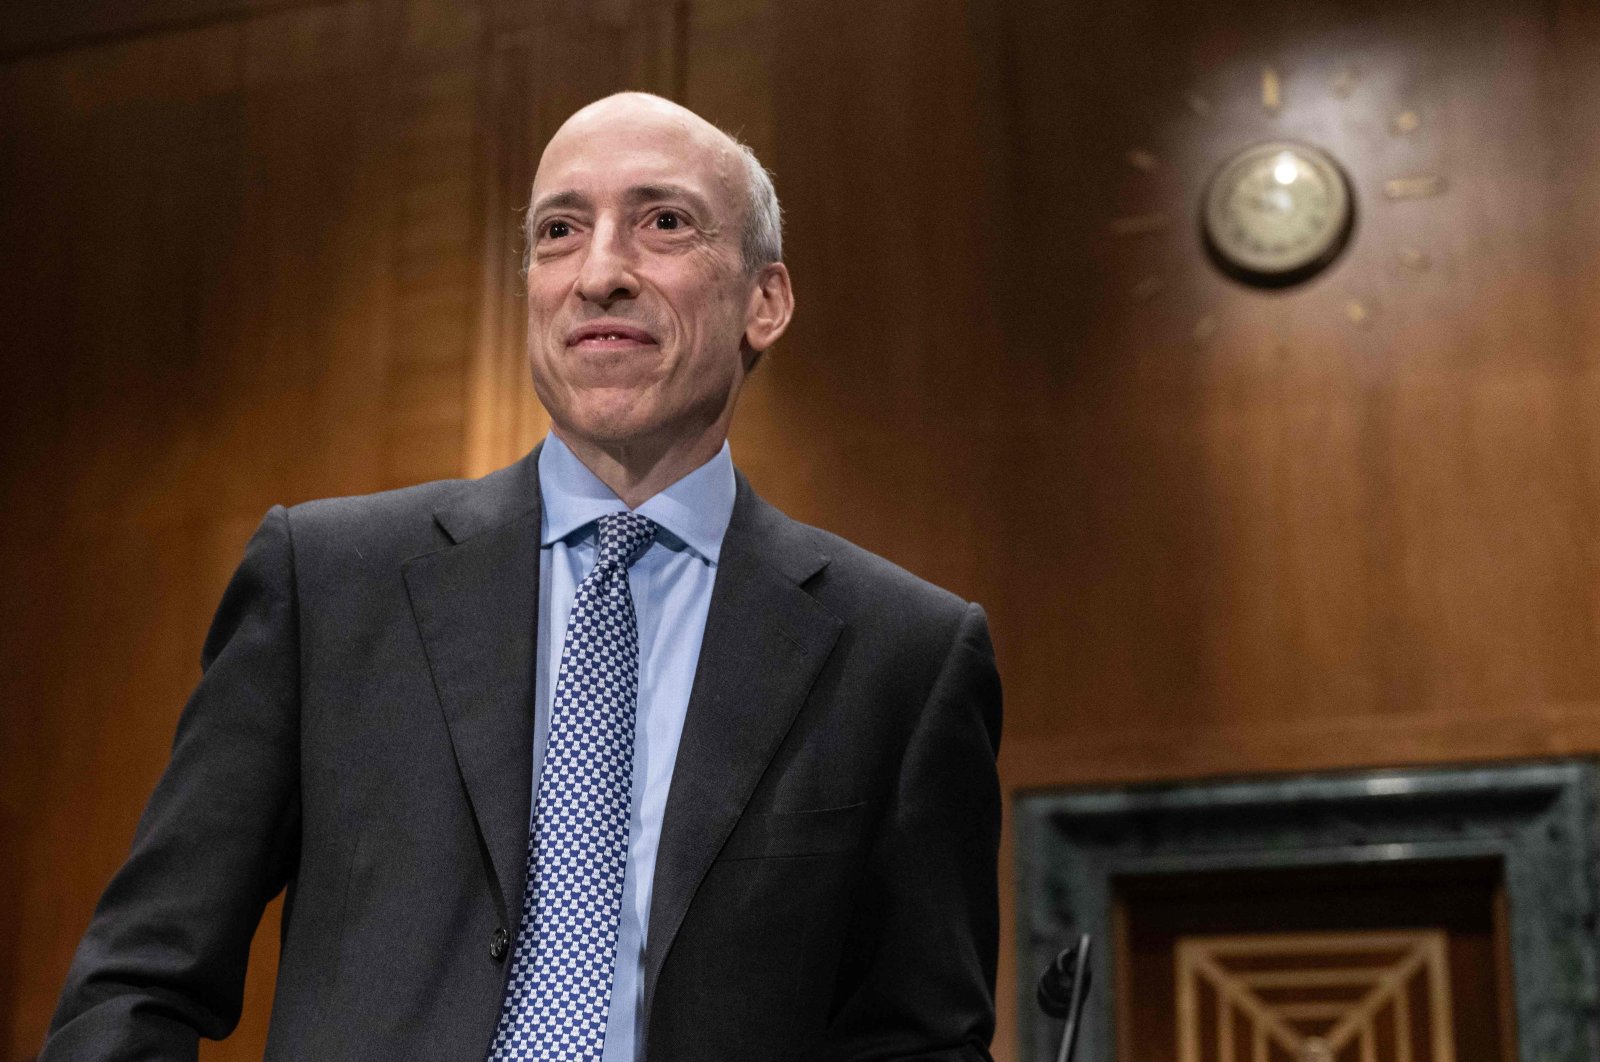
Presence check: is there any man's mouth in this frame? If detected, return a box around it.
[567,323,658,349]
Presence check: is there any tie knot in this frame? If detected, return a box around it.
[595,511,658,569]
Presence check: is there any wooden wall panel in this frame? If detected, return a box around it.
[981,0,1600,783]
[0,1,490,1055]
[0,0,317,62]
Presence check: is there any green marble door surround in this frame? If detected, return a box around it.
[1016,762,1600,1062]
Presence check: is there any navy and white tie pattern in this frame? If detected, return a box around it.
[489,511,658,1061]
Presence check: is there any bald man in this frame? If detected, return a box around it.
[45,94,1002,1062]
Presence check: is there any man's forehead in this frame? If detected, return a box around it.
[533,146,717,197]
[532,96,738,202]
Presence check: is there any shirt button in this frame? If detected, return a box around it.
[490,927,509,962]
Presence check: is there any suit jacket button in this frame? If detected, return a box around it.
[490,927,509,962]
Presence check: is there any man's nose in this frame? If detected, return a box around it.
[575,220,639,305]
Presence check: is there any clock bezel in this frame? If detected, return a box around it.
[1200,139,1357,289]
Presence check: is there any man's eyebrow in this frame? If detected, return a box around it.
[622,183,712,215]
[528,189,589,218]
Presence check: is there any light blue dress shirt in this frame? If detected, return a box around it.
[533,433,735,1062]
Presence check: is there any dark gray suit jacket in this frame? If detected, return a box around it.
[44,452,1003,1061]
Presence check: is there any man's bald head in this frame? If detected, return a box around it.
[529,92,781,274]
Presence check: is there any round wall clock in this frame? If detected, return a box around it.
[1201,140,1355,287]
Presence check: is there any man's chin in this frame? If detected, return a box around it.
[548,386,731,457]
[553,406,666,451]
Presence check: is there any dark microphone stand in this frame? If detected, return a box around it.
[1036,934,1092,1062]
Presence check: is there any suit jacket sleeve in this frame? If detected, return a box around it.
[42,506,302,1060]
[822,601,1004,1062]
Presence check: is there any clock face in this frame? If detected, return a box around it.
[1202,141,1355,285]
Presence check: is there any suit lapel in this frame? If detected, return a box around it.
[641,475,843,1019]
[402,453,541,925]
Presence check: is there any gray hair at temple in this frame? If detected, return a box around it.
[520,130,783,278]
[732,138,783,274]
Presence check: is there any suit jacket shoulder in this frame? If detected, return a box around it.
[729,474,974,647]
[284,452,537,562]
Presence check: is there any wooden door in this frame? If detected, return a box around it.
[1115,861,1515,1062]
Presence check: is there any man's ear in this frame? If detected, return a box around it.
[741,262,794,370]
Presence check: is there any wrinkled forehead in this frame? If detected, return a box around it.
[532,105,742,212]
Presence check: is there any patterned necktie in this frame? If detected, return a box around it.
[489,511,658,1061]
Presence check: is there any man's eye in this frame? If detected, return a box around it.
[652,212,682,231]
[544,220,572,239]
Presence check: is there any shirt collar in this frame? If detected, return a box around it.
[537,432,736,564]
